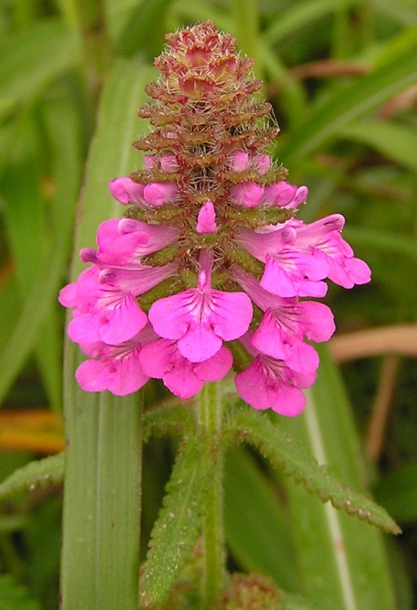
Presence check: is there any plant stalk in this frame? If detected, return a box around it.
[196,381,226,609]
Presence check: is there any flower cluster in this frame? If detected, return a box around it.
[60,21,370,416]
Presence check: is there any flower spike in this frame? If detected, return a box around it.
[60,21,370,414]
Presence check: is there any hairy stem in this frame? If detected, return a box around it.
[196,381,226,608]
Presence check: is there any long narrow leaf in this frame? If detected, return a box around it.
[279,346,397,610]
[140,436,211,606]
[0,454,64,501]
[224,447,300,593]
[0,86,82,407]
[0,19,78,118]
[61,59,155,610]
[279,38,417,163]
[338,119,417,172]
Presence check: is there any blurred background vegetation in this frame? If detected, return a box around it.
[0,0,416,607]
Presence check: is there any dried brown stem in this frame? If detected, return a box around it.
[329,325,417,363]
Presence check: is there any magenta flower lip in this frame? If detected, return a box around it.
[60,21,371,414]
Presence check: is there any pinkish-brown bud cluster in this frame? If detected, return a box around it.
[127,20,290,289]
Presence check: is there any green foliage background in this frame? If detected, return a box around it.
[0,0,416,608]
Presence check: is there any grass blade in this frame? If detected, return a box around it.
[60,59,155,610]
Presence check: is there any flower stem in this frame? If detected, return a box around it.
[196,381,225,609]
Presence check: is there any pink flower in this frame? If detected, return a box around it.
[75,325,157,396]
[160,154,179,172]
[196,201,217,234]
[231,182,265,208]
[108,177,145,206]
[289,215,371,288]
[253,154,271,175]
[60,22,371,413]
[108,177,178,207]
[139,339,233,399]
[234,333,316,415]
[143,182,178,206]
[236,224,329,297]
[80,218,179,266]
[233,267,335,375]
[60,217,179,345]
[235,354,313,416]
[236,214,370,297]
[229,150,249,172]
[149,251,252,362]
[65,273,148,346]
[263,181,308,209]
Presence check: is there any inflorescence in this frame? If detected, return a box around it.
[59,21,370,415]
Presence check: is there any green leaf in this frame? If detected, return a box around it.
[0,574,41,610]
[140,435,211,606]
[224,447,300,593]
[264,0,338,46]
[114,0,175,58]
[279,346,398,610]
[280,592,321,610]
[143,403,196,442]
[279,36,417,163]
[226,408,400,535]
[0,454,63,502]
[338,119,417,172]
[0,84,83,408]
[61,59,155,610]
[0,19,79,118]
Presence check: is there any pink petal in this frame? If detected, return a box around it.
[250,311,289,360]
[75,360,109,392]
[253,154,271,175]
[229,150,249,171]
[58,282,77,308]
[194,346,233,381]
[232,182,264,208]
[68,313,101,344]
[196,201,217,234]
[149,289,252,362]
[139,340,203,399]
[263,182,297,207]
[299,301,335,342]
[108,177,145,205]
[160,154,179,172]
[99,293,147,344]
[143,182,177,206]
[284,342,319,377]
[106,349,149,395]
[234,357,307,416]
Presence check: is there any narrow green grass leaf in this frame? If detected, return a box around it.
[61,59,155,610]
[279,41,417,163]
[0,19,79,118]
[0,454,63,502]
[61,384,142,610]
[224,447,299,593]
[338,119,417,172]
[279,346,397,610]
[140,435,211,605]
[264,0,340,46]
[114,0,175,58]
[226,408,400,535]
[0,86,82,407]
